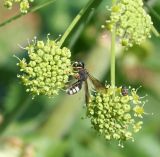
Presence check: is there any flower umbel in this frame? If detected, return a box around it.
[104,0,153,47]
[87,85,146,146]
[4,0,34,13]
[16,36,72,97]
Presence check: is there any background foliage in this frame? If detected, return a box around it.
[0,0,160,156]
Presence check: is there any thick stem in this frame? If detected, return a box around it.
[0,0,56,28]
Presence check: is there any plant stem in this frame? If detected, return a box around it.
[0,0,56,28]
[111,28,116,89]
[145,3,160,22]
[110,0,116,90]
[144,3,160,37]
[151,26,160,37]
[58,0,102,47]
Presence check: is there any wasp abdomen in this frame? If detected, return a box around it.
[66,80,82,95]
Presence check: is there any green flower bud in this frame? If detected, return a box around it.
[104,0,153,47]
[4,0,13,9]
[87,85,146,144]
[20,0,30,14]
[133,121,143,132]
[16,36,72,97]
[37,41,45,49]
[4,0,34,13]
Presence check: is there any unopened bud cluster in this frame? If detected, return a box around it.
[87,86,145,145]
[16,37,72,97]
[104,0,153,47]
[4,0,34,13]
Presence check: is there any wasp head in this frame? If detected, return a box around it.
[72,61,85,71]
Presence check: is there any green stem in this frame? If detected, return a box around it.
[58,0,102,47]
[111,28,116,89]
[151,25,160,37]
[110,0,116,89]
[145,3,160,22]
[0,0,56,28]
[144,4,160,37]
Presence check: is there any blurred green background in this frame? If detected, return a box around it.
[0,0,160,157]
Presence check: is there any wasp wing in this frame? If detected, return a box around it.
[84,80,90,105]
[88,73,106,92]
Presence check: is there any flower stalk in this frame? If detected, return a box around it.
[111,27,116,90]
[110,0,117,93]
[0,0,56,28]
[59,0,102,47]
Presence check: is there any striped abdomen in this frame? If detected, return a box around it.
[66,80,82,95]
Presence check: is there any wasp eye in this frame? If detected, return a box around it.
[72,61,85,68]
[77,61,84,68]
[73,62,78,67]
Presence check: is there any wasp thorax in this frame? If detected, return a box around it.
[4,0,33,13]
[87,85,146,145]
[16,36,72,97]
[104,0,153,47]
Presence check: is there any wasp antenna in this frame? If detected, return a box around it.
[17,44,26,50]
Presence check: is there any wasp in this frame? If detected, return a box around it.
[66,61,106,104]
[121,86,128,96]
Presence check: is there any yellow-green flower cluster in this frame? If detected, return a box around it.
[104,0,153,47]
[16,37,72,97]
[87,86,145,146]
[4,0,34,13]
